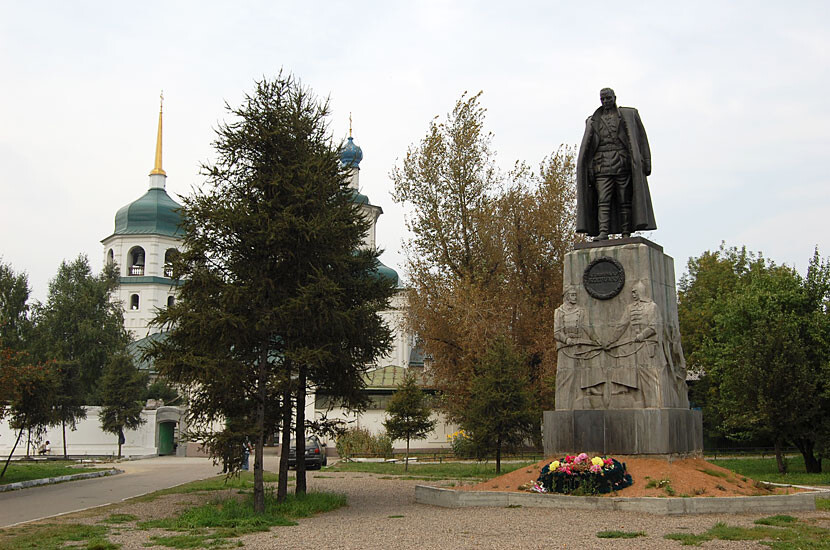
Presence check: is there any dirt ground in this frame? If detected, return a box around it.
[459,456,804,497]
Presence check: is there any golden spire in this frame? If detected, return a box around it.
[349,112,352,138]
[149,90,166,176]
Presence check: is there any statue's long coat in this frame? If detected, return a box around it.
[576,106,657,236]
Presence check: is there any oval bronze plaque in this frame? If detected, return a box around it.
[583,257,625,300]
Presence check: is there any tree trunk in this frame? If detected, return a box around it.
[277,380,292,503]
[774,439,786,473]
[793,438,822,473]
[295,364,307,496]
[405,438,410,472]
[1,428,25,478]
[253,347,268,514]
[117,437,122,459]
[26,427,31,458]
[496,435,502,474]
[62,419,68,459]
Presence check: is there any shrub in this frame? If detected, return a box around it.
[448,430,476,458]
[335,427,393,459]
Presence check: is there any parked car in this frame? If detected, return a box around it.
[287,435,327,469]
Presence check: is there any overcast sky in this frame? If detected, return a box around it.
[2,1,829,302]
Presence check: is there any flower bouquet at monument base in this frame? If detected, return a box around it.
[528,453,633,495]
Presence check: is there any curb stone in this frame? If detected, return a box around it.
[0,469,122,492]
[415,484,830,515]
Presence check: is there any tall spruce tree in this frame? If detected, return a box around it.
[149,73,394,512]
[383,372,435,471]
[98,352,147,458]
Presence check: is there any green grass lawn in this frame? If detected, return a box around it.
[711,456,830,486]
[0,461,105,486]
[326,460,536,480]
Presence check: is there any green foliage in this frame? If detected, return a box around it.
[0,258,32,352]
[148,73,395,507]
[383,372,436,469]
[98,352,148,457]
[0,462,103,485]
[142,378,180,405]
[680,245,830,472]
[461,337,537,472]
[6,362,59,457]
[32,255,128,404]
[448,429,475,458]
[335,427,393,459]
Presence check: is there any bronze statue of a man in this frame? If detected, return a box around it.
[576,88,657,241]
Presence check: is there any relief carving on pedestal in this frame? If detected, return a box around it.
[554,281,689,410]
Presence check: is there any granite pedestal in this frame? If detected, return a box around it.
[543,408,703,455]
[545,237,703,456]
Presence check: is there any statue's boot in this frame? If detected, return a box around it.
[594,204,610,241]
[620,206,632,238]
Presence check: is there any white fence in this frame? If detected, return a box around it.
[0,407,162,458]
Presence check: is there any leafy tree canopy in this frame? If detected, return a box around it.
[391,91,578,427]
[680,245,830,472]
[32,254,129,403]
[0,258,32,352]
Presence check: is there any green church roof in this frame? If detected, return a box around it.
[113,188,184,237]
[375,260,399,287]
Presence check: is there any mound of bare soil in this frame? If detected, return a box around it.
[457,457,802,497]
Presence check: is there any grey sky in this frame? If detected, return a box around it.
[2,1,829,301]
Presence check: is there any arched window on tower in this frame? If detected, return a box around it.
[128,246,145,276]
[130,294,140,310]
[107,249,114,266]
[167,296,175,307]
[164,248,178,278]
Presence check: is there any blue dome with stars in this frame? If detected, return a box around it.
[341,136,363,168]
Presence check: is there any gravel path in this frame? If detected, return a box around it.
[206,472,829,549]
[44,470,830,549]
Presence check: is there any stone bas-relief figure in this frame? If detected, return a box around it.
[553,285,595,410]
[576,88,657,241]
[555,282,689,410]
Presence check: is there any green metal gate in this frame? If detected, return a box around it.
[158,421,176,455]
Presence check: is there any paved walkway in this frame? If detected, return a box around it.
[0,456,220,527]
